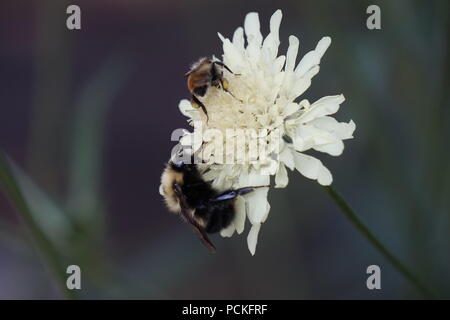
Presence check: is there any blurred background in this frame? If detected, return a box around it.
[0,0,449,299]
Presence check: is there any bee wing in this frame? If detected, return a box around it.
[173,184,216,253]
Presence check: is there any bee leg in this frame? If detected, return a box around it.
[191,95,209,121]
[173,183,216,253]
[214,61,241,76]
[211,185,270,202]
[219,78,243,103]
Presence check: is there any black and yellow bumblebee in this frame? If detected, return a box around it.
[161,160,268,252]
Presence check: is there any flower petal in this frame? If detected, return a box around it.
[293,152,333,185]
[295,36,331,78]
[285,35,299,72]
[311,117,356,140]
[220,222,236,237]
[273,55,286,73]
[279,145,295,170]
[283,102,299,117]
[245,173,270,224]
[178,99,194,117]
[217,32,225,42]
[269,9,282,42]
[234,196,246,234]
[244,12,263,47]
[247,223,261,255]
[275,163,289,188]
[307,117,356,156]
[289,66,319,99]
[315,36,332,57]
[260,158,278,176]
[221,37,244,71]
[232,27,245,51]
[314,140,345,156]
[179,132,203,153]
[299,95,345,123]
[297,123,337,146]
[262,9,282,60]
[244,12,263,63]
[292,132,316,152]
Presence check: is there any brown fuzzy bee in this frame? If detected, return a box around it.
[185,57,239,119]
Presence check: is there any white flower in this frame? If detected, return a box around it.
[178,9,355,255]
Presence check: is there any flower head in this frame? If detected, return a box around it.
[176,9,355,255]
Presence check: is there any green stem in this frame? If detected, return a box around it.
[323,186,436,299]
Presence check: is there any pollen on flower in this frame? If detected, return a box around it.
[175,9,356,255]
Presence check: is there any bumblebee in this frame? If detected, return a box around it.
[161,161,268,252]
[185,57,239,119]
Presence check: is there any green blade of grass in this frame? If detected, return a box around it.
[63,56,133,292]
[0,153,76,299]
[67,55,132,232]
